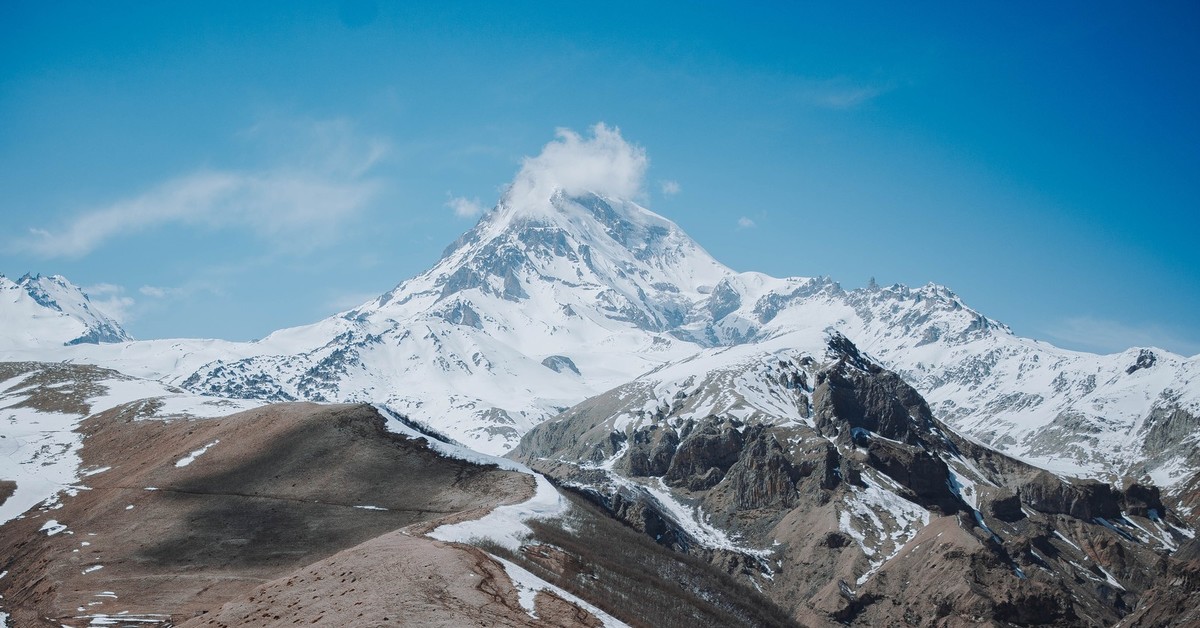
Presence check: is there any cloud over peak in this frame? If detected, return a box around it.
[505,123,648,211]
[446,196,485,219]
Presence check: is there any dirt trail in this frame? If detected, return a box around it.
[182,529,603,628]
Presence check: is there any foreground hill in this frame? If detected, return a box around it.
[0,388,536,625]
[0,363,794,627]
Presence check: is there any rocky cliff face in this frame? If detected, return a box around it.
[512,334,1196,626]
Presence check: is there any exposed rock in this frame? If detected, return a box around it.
[864,438,960,512]
[1139,405,1200,460]
[439,300,483,328]
[664,419,745,490]
[724,430,800,510]
[812,348,935,445]
[0,479,15,507]
[626,424,679,477]
[1019,471,1121,520]
[1126,349,1158,375]
[708,278,742,322]
[511,335,1197,627]
[540,354,581,376]
[1120,481,1165,518]
[982,486,1025,522]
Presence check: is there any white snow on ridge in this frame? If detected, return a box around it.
[643,477,772,558]
[428,472,567,552]
[493,555,629,627]
[375,404,531,473]
[841,472,931,586]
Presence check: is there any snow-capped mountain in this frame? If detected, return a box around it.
[2,179,1196,487]
[176,190,729,453]
[0,274,132,347]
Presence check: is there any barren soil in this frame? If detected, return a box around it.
[0,401,542,626]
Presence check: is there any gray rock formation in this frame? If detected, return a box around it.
[511,335,1197,626]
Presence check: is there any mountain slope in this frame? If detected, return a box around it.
[511,333,1197,626]
[0,400,546,626]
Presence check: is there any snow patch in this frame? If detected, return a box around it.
[174,439,220,467]
[429,473,566,551]
[40,519,67,536]
[492,555,628,627]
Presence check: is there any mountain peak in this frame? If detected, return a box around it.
[397,126,729,324]
[1,273,132,346]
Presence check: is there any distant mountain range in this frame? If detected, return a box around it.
[5,177,1200,625]
[4,187,1197,496]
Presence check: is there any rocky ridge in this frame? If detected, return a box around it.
[512,333,1197,626]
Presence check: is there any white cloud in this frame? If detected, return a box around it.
[446,196,485,218]
[737,216,756,229]
[84,282,123,296]
[506,123,648,210]
[139,285,168,299]
[1041,316,1200,357]
[660,180,681,196]
[138,276,226,302]
[16,120,386,259]
[82,283,135,324]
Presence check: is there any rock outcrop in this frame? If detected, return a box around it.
[512,335,1197,627]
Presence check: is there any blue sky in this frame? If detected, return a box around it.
[2,1,1197,355]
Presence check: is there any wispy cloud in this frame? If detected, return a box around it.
[793,77,891,110]
[325,290,381,312]
[446,196,485,218]
[138,282,220,300]
[660,180,681,196]
[138,285,170,299]
[737,216,756,229]
[16,119,386,259]
[1041,316,1200,357]
[82,283,135,324]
